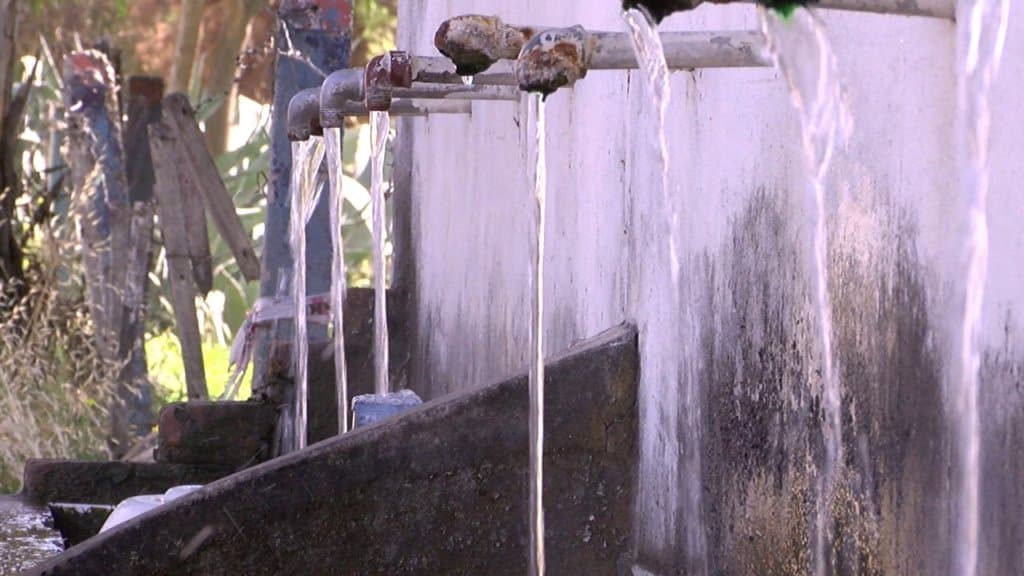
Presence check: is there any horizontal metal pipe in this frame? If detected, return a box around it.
[586,30,770,69]
[394,83,521,101]
[631,0,956,20]
[516,28,770,94]
[804,0,955,19]
[334,99,472,117]
[411,56,518,86]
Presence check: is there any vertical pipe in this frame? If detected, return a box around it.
[255,0,351,454]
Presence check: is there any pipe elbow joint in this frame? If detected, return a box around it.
[287,88,324,141]
[321,68,366,128]
[365,51,413,112]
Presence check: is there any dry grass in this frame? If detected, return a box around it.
[0,234,119,493]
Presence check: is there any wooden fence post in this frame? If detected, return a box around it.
[148,119,209,401]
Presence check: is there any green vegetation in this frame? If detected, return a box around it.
[1,2,397,491]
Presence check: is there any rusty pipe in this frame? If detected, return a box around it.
[516,28,771,96]
[287,87,324,141]
[320,68,366,129]
[364,51,414,111]
[434,15,538,75]
[363,50,523,111]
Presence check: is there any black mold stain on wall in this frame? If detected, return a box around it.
[696,189,954,575]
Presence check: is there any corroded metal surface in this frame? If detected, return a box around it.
[434,15,535,76]
[516,27,589,96]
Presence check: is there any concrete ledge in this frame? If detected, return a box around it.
[27,323,638,575]
[20,461,231,506]
[48,504,114,549]
[155,401,277,468]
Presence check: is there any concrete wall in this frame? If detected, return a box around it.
[398,2,1024,574]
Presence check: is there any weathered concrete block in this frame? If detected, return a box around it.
[26,324,638,575]
[48,504,113,549]
[155,401,276,468]
[20,460,229,506]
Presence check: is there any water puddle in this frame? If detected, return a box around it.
[0,497,63,573]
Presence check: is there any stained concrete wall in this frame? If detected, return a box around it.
[398,2,1024,574]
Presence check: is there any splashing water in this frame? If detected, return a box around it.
[289,138,326,450]
[370,111,391,396]
[954,2,1010,575]
[325,127,350,434]
[527,93,547,576]
[624,8,708,574]
[759,7,851,575]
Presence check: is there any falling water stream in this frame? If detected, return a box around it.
[527,94,547,576]
[289,138,326,450]
[624,8,708,574]
[759,7,851,575]
[370,111,391,396]
[954,1,1010,575]
[325,127,350,433]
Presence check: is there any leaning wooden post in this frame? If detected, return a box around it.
[109,76,164,443]
[148,119,209,401]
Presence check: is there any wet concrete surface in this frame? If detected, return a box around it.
[0,496,63,574]
[26,324,638,575]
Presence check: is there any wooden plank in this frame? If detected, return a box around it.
[163,93,261,281]
[149,119,209,401]
[111,76,164,443]
[166,118,214,295]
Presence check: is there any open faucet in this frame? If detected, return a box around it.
[287,87,474,142]
[621,0,955,22]
[315,55,518,131]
